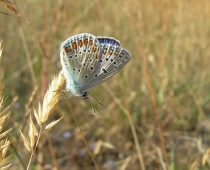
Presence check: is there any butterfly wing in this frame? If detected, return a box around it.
[80,37,131,92]
[60,33,102,95]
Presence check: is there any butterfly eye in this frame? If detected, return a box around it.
[81,92,88,98]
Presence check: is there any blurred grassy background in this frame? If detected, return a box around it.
[1,0,210,169]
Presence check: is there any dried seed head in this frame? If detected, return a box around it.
[45,117,63,131]
[20,130,31,152]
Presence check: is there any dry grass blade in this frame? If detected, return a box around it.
[0,0,19,16]
[120,156,132,170]
[0,105,11,119]
[0,163,12,170]
[0,43,4,98]
[38,103,42,123]
[0,155,12,167]
[0,139,11,156]
[29,115,38,136]
[0,42,13,169]
[25,86,38,110]
[28,123,35,149]
[94,140,103,155]
[45,117,63,131]
[33,107,41,126]
[20,130,31,152]
[102,142,115,149]
[0,114,8,132]
[94,140,115,155]
[0,139,10,150]
[0,99,5,113]
[202,148,210,166]
[0,129,12,140]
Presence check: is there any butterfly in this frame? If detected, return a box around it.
[60,33,131,99]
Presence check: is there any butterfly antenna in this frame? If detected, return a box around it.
[89,93,102,105]
[87,96,96,114]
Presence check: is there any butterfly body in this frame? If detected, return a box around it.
[60,33,131,98]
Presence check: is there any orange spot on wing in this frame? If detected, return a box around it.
[72,42,77,49]
[92,47,97,52]
[109,50,113,55]
[89,40,93,46]
[84,39,88,45]
[95,54,99,59]
[103,50,107,54]
[64,47,72,53]
[78,41,83,47]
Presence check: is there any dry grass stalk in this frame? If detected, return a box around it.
[0,42,13,169]
[0,0,19,16]
[25,86,38,111]
[202,148,210,166]
[20,70,65,169]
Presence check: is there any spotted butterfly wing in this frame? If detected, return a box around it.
[80,36,131,92]
[60,33,102,97]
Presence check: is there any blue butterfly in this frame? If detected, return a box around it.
[60,33,131,99]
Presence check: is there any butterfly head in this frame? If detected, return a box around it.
[81,91,88,99]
